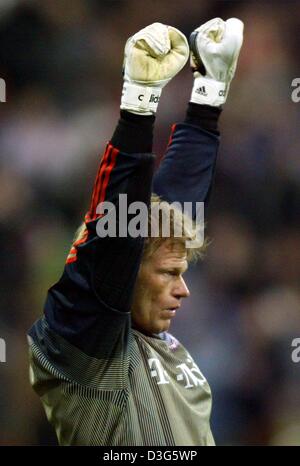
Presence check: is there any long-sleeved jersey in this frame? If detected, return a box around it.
[28,110,220,446]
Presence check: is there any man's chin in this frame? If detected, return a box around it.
[152,319,171,334]
[132,317,171,336]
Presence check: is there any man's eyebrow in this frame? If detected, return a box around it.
[166,265,188,274]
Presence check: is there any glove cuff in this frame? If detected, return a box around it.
[190,76,228,107]
[121,82,162,115]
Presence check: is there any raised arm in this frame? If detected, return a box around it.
[28,23,189,370]
[153,18,244,218]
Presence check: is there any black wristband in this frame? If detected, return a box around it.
[184,103,222,135]
[111,110,155,154]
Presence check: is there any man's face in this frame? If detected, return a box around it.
[131,240,190,335]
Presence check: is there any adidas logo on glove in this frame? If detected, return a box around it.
[195,86,208,96]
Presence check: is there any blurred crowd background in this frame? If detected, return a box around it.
[0,0,300,445]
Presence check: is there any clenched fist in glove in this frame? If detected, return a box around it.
[189,18,244,107]
[121,23,189,114]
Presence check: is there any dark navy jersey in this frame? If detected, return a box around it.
[28,122,219,446]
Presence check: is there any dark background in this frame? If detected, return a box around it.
[0,0,300,445]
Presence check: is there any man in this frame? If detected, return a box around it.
[28,19,244,446]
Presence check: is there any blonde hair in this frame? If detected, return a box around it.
[73,194,208,263]
[142,194,207,263]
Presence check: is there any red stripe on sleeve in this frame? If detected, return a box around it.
[89,144,113,220]
[98,147,119,206]
[66,145,118,265]
[166,123,176,150]
[66,255,77,265]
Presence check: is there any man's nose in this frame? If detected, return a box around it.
[174,277,190,299]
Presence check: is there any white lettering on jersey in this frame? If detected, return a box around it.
[148,358,170,385]
[147,356,207,389]
[176,358,206,389]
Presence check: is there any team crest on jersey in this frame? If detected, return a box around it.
[164,333,180,351]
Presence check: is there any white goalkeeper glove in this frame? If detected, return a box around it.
[189,17,244,107]
[121,22,189,115]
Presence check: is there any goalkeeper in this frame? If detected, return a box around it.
[28,19,243,446]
